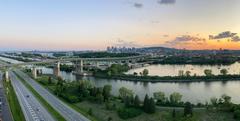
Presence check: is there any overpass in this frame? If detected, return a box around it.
[1,55,150,78]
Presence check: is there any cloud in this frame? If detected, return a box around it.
[134,3,143,8]
[209,31,240,42]
[158,0,176,4]
[209,31,237,40]
[165,35,206,45]
[232,36,240,42]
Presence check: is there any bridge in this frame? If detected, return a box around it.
[1,55,150,79]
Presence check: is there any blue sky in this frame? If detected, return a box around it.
[0,0,240,51]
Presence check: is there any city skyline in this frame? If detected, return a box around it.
[0,0,240,51]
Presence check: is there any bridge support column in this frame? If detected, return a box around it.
[131,59,136,64]
[32,67,37,79]
[76,60,83,74]
[54,62,61,77]
[4,71,9,82]
[95,61,100,68]
[107,61,112,67]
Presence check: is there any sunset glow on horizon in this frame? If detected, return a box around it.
[0,0,240,51]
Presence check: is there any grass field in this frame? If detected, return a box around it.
[75,101,237,121]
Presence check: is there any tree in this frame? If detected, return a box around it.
[124,96,131,107]
[184,102,193,117]
[88,108,93,116]
[178,70,184,76]
[143,94,149,113]
[103,85,112,101]
[133,72,138,76]
[172,109,176,118]
[119,87,134,100]
[90,87,97,97]
[148,98,155,114]
[107,117,113,121]
[221,94,231,104]
[78,80,93,96]
[96,93,104,103]
[220,69,228,76]
[55,78,66,96]
[204,69,213,76]
[48,76,52,84]
[106,64,130,75]
[134,95,140,108]
[169,92,182,105]
[142,69,149,76]
[234,110,240,120]
[210,97,218,106]
[185,71,191,77]
[153,91,166,103]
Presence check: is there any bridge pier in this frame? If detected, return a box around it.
[53,62,61,77]
[32,67,37,79]
[131,59,136,64]
[4,71,9,81]
[75,60,83,74]
[107,61,112,67]
[95,61,100,68]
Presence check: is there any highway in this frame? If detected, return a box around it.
[14,69,90,121]
[0,72,13,121]
[9,71,55,121]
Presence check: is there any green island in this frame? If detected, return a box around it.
[93,64,240,82]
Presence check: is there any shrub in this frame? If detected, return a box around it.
[88,108,93,116]
[117,107,142,119]
[60,93,80,103]
[234,110,240,119]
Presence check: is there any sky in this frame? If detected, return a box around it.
[0,0,240,51]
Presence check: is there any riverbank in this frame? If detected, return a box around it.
[93,73,240,83]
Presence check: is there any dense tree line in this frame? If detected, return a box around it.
[153,55,239,65]
[74,52,139,58]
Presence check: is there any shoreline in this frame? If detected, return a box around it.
[92,74,240,83]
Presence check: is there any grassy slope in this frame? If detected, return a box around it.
[13,71,66,121]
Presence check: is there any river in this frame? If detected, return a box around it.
[1,56,240,104]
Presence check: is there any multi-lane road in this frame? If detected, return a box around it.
[9,71,55,121]
[0,72,13,121]
[14,69,90,121]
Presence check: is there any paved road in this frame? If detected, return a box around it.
[14,69,90,121]
[0,72,13,121]
[9,71,55,121]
